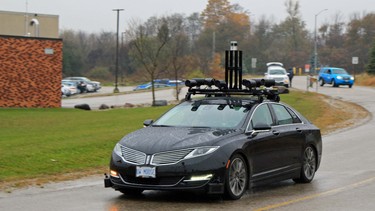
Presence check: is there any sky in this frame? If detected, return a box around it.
[1,0,374,33]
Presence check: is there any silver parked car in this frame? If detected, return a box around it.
[63,77,101,92]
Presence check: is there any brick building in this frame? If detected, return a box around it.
[0,10,62,108]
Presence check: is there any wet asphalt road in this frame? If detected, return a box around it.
[1,76,375,210]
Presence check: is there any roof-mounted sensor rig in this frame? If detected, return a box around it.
[184,41,282,103]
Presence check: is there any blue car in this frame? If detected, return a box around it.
[133,82,170,91]
[318,67,355,88]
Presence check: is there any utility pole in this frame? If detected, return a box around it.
[314,9,328,75]
[113,9,124,93]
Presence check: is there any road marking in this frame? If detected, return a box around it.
[254,176,375,211]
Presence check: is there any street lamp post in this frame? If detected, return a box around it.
[314,9,328,75]
[113,9,124,93]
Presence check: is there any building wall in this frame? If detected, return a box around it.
[0,35,63,108]
[0,10,59,38]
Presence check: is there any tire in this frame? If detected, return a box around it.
[293,146,317,183]
[119,188,144,195]
[319,78,324,86]
[349,84,353,88]
[225,154,248,200]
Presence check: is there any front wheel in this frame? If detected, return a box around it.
[225,154,248,200]
[293,146,317,183]
[319,78,325,86]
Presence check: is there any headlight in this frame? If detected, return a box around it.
[184,146,219,159]
[114,143,123,157]
[350,76,355,80]
[337,76,343,80]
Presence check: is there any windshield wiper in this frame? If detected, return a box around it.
[152,125,171,127]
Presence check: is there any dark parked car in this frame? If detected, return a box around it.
[104,78,322,200]
[318,67,354,88]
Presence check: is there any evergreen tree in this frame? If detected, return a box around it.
[367,41,375,75]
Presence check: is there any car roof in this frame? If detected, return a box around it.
[266,62,284,67]
[321,67,344,70]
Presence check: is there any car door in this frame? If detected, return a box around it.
[245,103,286,180]
[323,69,332,83]
[246,103,305,182]
[268,103,305,170]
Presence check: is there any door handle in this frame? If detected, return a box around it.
[296,128,302,133]
[272,130,280,136]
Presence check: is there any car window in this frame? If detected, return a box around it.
[251,104,273,128]
[270,104,294,125]
[268,69,286,75]
[286,107,302,123]
[153,102,248,128]
[332,69,348,74]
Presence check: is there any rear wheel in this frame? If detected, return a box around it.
[225,154,248,200]
[293,146,317,183]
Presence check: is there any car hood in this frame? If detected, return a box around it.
[119,127,241,154]
[267,74,287,77]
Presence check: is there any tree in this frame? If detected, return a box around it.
[201,0,231,30]
[199,0,250,75]
[271,0,309,67]
[243,15,275,73]
[346,13,375,72]
[61,30,85,77]
[165,14,190,100]
[126,18,170,105]
[367,41,375,75]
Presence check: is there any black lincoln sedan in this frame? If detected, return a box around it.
[104,79,322,200]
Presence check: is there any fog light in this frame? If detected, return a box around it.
[110,170,119,178]
[189,174,213,181]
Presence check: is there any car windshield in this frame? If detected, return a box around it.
[268,69,286,75]
[332,69,348,74]
[153,101,250,128]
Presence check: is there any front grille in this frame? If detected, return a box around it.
[151,149,194,165]
[273,77,284,82]
[119,145,194,166]
[343,76,350,80]
[121,146,146,164]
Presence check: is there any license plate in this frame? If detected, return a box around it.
[136,166,156,178]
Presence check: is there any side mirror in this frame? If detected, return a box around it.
[143,119,154,127]
[248,123,271,137]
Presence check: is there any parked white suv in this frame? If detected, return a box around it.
[265,62,290,88]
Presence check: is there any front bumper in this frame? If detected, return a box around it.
[336,79,354,85]
[105,152,227,194]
